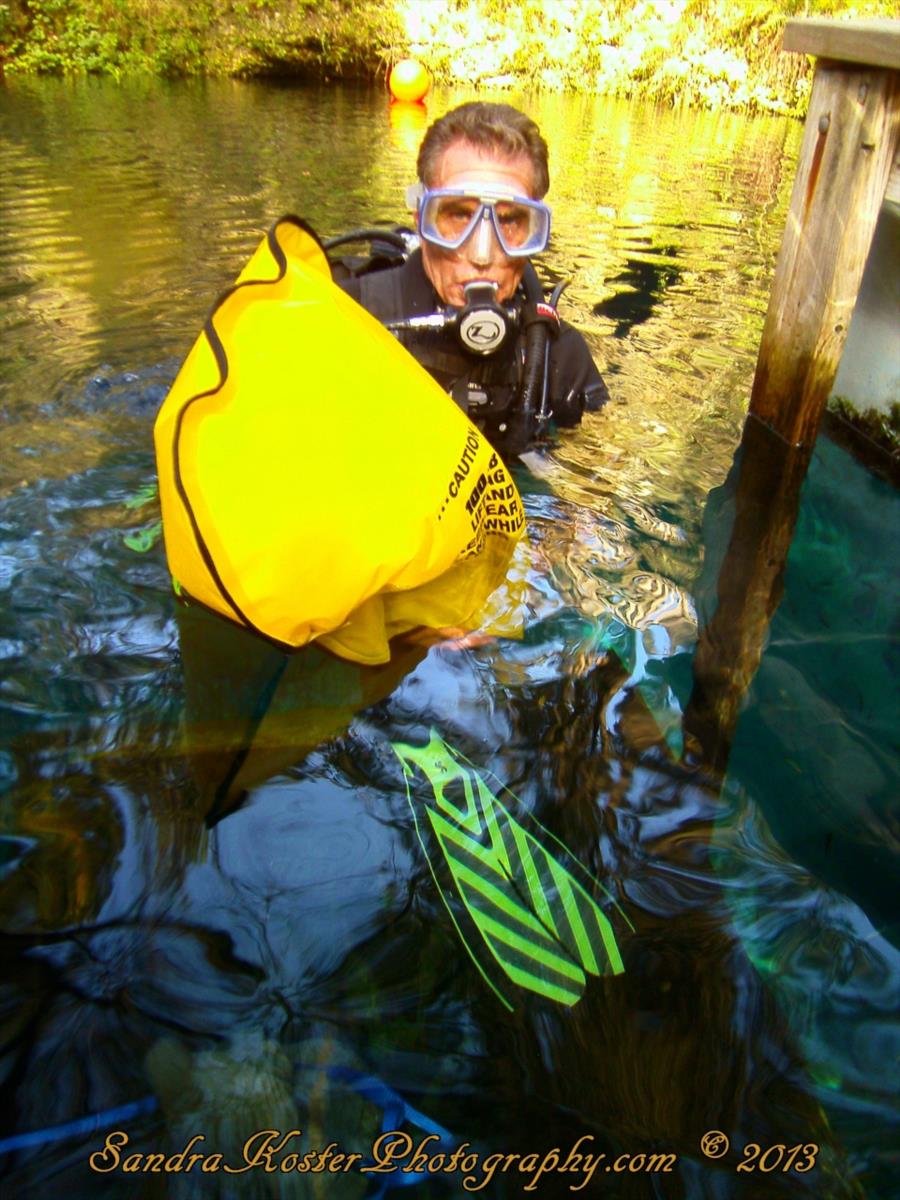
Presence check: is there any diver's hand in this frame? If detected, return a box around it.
[400,626,495,651]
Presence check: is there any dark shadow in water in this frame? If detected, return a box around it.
[685,414,813,774]
[0,610,865,1198]
[593,251,683,338]
[176,600,430,826]
[688,421,900,946]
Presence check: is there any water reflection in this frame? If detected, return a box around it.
[0,546,888,1197]
[177,604,430,825]
[0,77,895,1199]
[387,99,430,156]
[593,251,683,338]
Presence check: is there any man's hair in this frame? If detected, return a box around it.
[417,102,550,198]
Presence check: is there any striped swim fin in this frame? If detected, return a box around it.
[392,730,628,1011]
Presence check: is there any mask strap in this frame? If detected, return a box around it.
[405,182,425,209]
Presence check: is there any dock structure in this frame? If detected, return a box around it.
[750,17,899,447]
[685,18,899,774]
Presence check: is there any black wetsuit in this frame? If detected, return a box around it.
[339,250,609,457]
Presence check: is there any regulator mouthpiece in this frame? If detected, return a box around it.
[457,280,514,355]
[382,279,517,356]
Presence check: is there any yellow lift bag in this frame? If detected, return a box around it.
[154,216,525,664]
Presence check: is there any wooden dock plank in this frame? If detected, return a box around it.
[749,63,899,446]
[784,18,900,71]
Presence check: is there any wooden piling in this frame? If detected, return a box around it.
[750,18,900,447]
[686,19,900,776]
[684,419,812,774]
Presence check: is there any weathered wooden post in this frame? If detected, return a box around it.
[684,422,813,774]
[751,18,899,446]
[685,19,900,773]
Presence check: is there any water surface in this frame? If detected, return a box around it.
[0,77,897,1199]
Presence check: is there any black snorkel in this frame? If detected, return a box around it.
[323,227,417,260]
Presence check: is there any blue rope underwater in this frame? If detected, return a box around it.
[0,1063,456,1196]
[325,1065,457,1196]
[0,1097,159,1154]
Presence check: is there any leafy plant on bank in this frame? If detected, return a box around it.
[2,0,897,115]
[1,0,400,78]
[2,0,120,74]
[400,0,897,116]
[2,0,214,75]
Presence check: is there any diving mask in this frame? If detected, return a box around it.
[407,182,551,258]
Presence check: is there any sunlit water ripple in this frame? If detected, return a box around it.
[0,77,896,1199]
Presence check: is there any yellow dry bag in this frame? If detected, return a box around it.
[154,217,524,664]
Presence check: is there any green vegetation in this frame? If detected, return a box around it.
[0,0,403,79]
[2,0,205,76]
[828,396,900,456]
[1,0,896,115]
[404,0,898,116]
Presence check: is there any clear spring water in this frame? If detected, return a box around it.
[0,78,897,1198]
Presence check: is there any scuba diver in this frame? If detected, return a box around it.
[335,101,610,459]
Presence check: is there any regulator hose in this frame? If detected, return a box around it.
[321,228,413,254]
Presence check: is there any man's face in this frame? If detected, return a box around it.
[418,140,537,307]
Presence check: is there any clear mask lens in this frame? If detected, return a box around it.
[417,189,550,257]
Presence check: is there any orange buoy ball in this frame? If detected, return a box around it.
[389,59,430,104]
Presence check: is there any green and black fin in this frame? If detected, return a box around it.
[392,729,629,1011]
